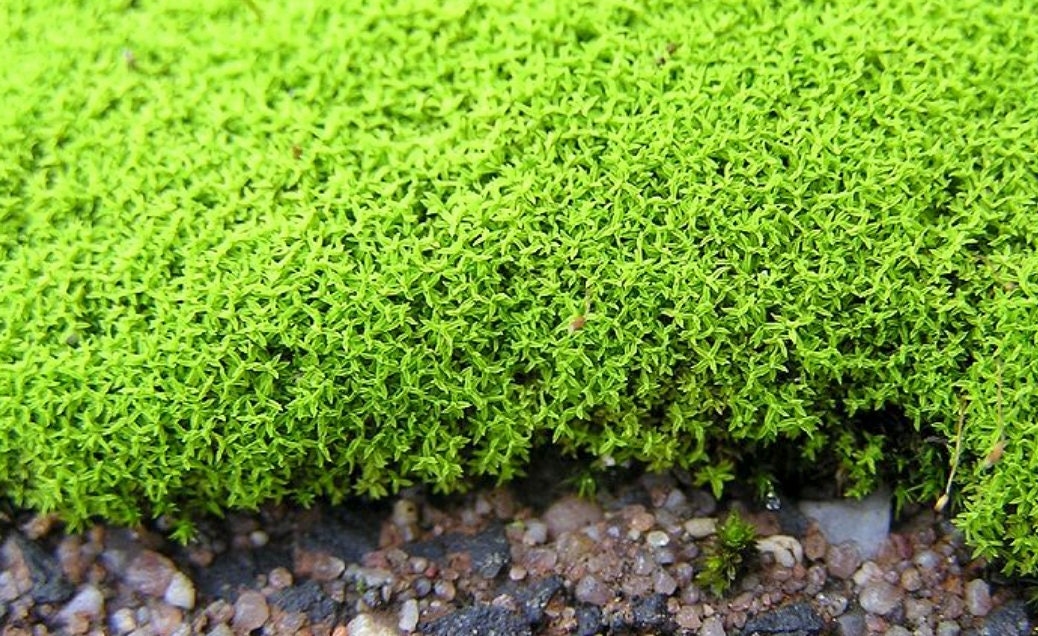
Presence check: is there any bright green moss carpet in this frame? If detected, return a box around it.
[3,0,1038,572]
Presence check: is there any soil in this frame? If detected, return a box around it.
[0,452,1033,636]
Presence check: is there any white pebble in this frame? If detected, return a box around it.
[57,584,104,623]
[110,608,137,634]
[646,530,670,548]
[164,572,196,609]
[348,613,399,636]
[756,535,803,568]
[249,530,269,547]
[398,599,420,632]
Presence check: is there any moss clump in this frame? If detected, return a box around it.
[2,0,1038,572]
[695,512,758,597]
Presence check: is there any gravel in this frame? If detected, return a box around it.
[0,460,1033,635]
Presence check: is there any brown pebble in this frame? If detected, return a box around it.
[825,542,862,580]
[630,512,656,533]
[57,536,87,584]
[802,524,828,561]
[232,591,269,633]
[542,496,604,540]
[268,567,293,589]
[21,513,61,540]
[434,580,456,601]
[124,551,177,597]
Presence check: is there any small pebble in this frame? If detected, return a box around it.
[57,585,104,623]
[805,564,827,595]
[802,525,829,561]
[914,549,942,571]
[904,598,933,625]
[900,567,922,592]
[852,561,884,587]
[150,603,184,636]
[630,511,656,533]
[826,543,863,580]
[936,620,961,636]
[248,530,269,547]
[886,627,912,636]
[575,575,612,606]
[232,590,269,633]
[757,535,803,568]
[398,599,420,633]
[964,578,992,616]
[542,496,603,539]
[124,551,178,597]
[348,613,398,636]
[110,608,137,634]
[523,520,548,545]
[646,530,670,548]
[858,580,902,616]
[683,517,717,539]
[413,577,432,598]
[653,570,677,596]
[268,567,293,589]
[509,566,527,581]
[663,489,688,512]
[163,572,196,609]
[311,554,346,581]
[434,579,456,601]
[700,615,725,636]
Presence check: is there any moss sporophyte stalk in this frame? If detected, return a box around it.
[3,0,1038,575]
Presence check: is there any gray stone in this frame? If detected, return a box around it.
[269,579,338,623]
[886,627,911,636]
[964,578,992,616]
[575,575,612,606]
[936,621,961,636]
[510,575,564,625]
[57,584,104,623]
[522,520,548,545]
[422,604,532,636]
[797,487,891,559]
[701,616,726,636]
[653,569,677,596]
[903,598,933,625]
[975,600,1031,636]
[858,581,901,616]
[6,533,73,603]
[835,612,866,636]
[630,594,671,632]
[447,525,511,579]
[683,517,718,539]
[741,602,826,635]
[575,604,603,636]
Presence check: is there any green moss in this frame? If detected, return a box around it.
[695,512,758,597]
[2,0,1038,572]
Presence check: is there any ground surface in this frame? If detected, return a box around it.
[0,456,1033,635]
